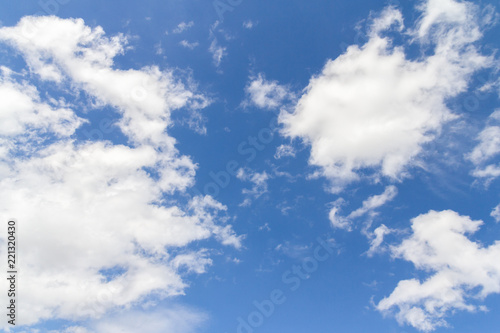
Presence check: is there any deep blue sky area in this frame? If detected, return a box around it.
[1,0,500,333]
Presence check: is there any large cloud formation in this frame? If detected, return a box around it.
[279,0,494,192]
[0,16,240,328]
[377,210,500,331]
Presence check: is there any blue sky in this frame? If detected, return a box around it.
[0,0,500,332]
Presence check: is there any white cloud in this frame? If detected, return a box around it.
[237,168,269,207]
[492,204,500,222]
[377,210,500,331]
[328,186,398,230]
[259,223,271,231]
[468,125,500,164]
[328,205,351,231]
[171,250,213,274]
[173,21,194,34]
[471,164,500,179]
[179,40,199,50]
[243,73,292,110]
[366,224,394,257]
[209,39,226,67]
[0,67,85,138]
[275,241,311,260]
[209,21,226,68]
[188,195,243,248]
[76,306,207,333]
[415,0,478,40]
[274,144,296,159]
[279,1,492,191]
[243,20,257,29]
[155,41,163,55]
[62,327,92,333]
[349,185,398,219]
[0,16,239,328]
[370,7,404,36]
[0,16,210,150]
[468,110,500,183]
[0,140,238,327]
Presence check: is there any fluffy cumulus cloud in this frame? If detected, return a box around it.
[377,210,500,331]
[279,0,493,192]
[468,109,500,182]
[243,73,292,110]
[329,185,398,231]
[0,16,240,328]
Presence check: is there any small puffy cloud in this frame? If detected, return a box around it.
[243,20,257,29]
[328,204,351,231]
[468,126,500,164]
[329,186,398,230]
[377,210,500,331]
[237,168,269,207]
[366,224,394,257]
[492,204,500,222]
[468,110,500,183]
[472,164,500,179]
[171,250,213,274]
[173,21,194,34]
[370,6,404,36]
[279,0,492,191]
[179,40,199,50]
[243,73,292,110]
[274,144,296,159]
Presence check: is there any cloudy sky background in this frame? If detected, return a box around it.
[0,0,499,332]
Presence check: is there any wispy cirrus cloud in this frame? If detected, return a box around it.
[180,40,199,50]
[329,185,398,231]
